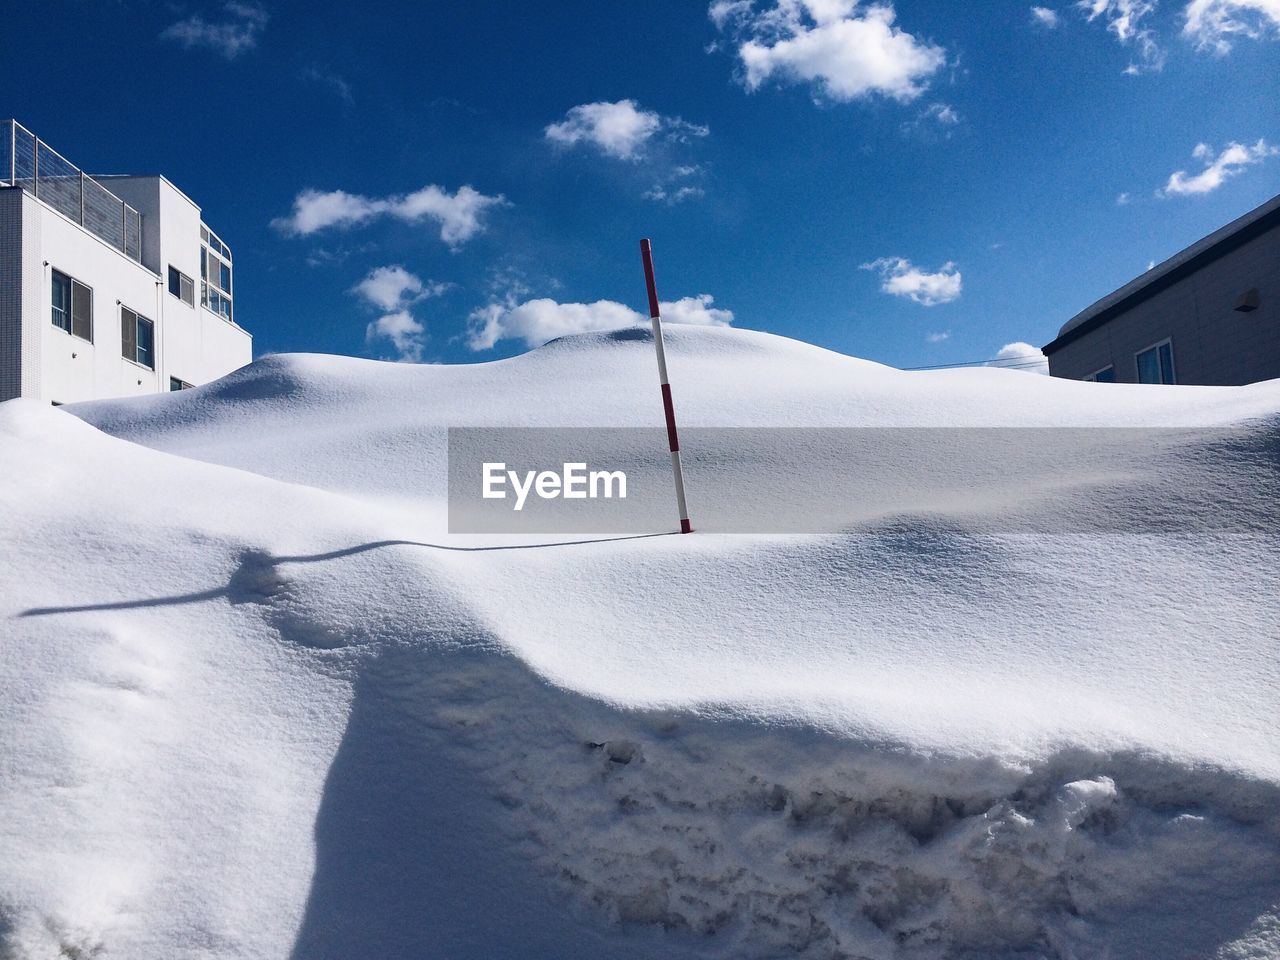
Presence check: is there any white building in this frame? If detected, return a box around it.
[0,120,251,404]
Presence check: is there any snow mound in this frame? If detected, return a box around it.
[2,325,1279,959]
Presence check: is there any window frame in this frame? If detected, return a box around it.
[1083,365,1116,383]
[200,223,234,324]
[120,305,156,370]
[1134,338,1176,385]
[168,265,195,307]
[50,268,93,342]
[51,269,71,333]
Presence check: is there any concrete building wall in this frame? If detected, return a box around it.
[1,178,251,404]
[104,176,249,388]
[30,190,165,404]
[96,176,166,276]
[0,189,24,399]
[1046,219,1280,385]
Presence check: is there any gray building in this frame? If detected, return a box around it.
[1043,193,1279,385]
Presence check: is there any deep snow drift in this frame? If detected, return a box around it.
[3,325,1280,960]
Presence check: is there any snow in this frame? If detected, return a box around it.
[3,324,1280,959]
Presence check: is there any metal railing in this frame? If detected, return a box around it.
[2,120,142,263]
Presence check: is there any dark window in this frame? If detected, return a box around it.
[51,269,93,340]
[71,280,92,341]
[51,270,71,332]
[169,377,193,391]
[168,266,195,306]
[137,317,154,368]
[1136,341,1175,384]
[121,309,135,362]
[121,307,155,369]
[1085,366,1116,383]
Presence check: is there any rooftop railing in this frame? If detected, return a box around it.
[1,120,142,263]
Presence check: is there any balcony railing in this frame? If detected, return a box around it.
[2,120,142,263]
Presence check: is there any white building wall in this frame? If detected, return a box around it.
[101,176,251,389]
[1,175,251,404]
[19,193,42,399]
[30,191,164,404]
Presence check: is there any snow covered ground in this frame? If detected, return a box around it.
[3,325,1279,959]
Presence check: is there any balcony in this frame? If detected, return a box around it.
[1,120,142,263]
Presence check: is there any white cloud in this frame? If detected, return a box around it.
[922,102,960,125]
[1077,0,1165,71]
[352,266,450,362]
[545,100,708,161]
[659,294,736,327]
[302,66,353,103]
[272,185,506,249]
[1031,6,1062,26]
[644,185,707,203]
[861,257,962,306]
[902,101,961,137]
[709,1,947,103]
[1160,139,1278,195]
[990,342,1050,374]
[1184,0,1280,52]
[710,0,756,29]
[926,330,951,343]
[1117,191,1132,204]
[351,265,449,312]
[366,311,426,363]
[467,294,733,351]
[161,2,267,59]
[644,165,708,204]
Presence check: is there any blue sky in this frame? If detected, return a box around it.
[6,0,1279,368]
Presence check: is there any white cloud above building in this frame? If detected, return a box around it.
[1031,6,1062,27]
[1183,0,1280,52]
[709,0,948,103]
[1160,139,1278,196]
[272,185,507,249]
[161,1,268,59]
[544,100,709,161]
[1077,0,1165,72]
[861,257,963,306]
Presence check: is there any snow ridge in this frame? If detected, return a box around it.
[3,327,1280,958]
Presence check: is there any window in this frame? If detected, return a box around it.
[1135,339,1175,384]
[1083,366,1115,383]
[170,377,193,391]
[51,269,93,341]
[72,281,92,341]
[200,224,233,323]
[121,307,155,369]
[51,270,70,332]
[168,266,195,307]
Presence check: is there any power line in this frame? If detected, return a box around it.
[902,355,1048,371]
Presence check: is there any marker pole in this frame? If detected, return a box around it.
[640,238,693,534]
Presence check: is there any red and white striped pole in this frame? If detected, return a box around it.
[640,238,693,534]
